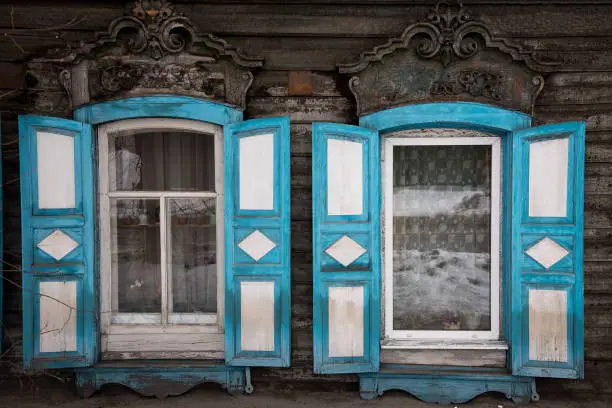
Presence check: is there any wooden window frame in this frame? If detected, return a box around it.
[98,118,224,340]
[382,135,502,343]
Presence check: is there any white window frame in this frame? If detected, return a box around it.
[383,135,502,342]
[98,118,224,337]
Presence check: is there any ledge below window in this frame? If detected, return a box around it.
[381,339,509,350]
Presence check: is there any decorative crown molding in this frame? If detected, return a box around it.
[93,0,263,68]
[25,0,263,115]
[338,1,550,116]
[339,1,557,75]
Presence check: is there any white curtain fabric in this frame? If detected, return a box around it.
[110,131,217,315]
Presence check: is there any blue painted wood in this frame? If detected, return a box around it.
[19,115,96,369]
[359,102,531,134]
[74,363,246,398]
[510,122,585,379]
[312,122,380,374]
[360,366,537,403]
[223,117,291,367]
[73,95,243,125]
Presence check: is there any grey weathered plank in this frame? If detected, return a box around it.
[290,124,313,155]
[587,131,612,143]
[291,155,311,187]
[586,143,612,163]
[585,231,612,261]
[585,294,612,308]
[250,72,344,97]
[584,175,612,195]
[539,85,612,106]
[291,221,313,253]
[585,262,612,294]
[535,108,612,131]
[3,4,612,38]
[586,309,612,328]
[247,97,353,123]
[381,349,506,368]
[291,186,312,221]
[229,37,385,70]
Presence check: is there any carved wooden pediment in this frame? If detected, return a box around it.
[25,0,263,115]
[339,1,556,116]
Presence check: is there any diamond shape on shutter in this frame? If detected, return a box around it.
[525,237,570,269]
[37,229,79,261]
[325,235,367,267]
[238,230,277,262]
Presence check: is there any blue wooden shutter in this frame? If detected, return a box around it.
[224,117,291,367]
[511,122,585,379]
[19,116,96,369]
[312,123,380,374]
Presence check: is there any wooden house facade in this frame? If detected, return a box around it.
[0,0,610,403]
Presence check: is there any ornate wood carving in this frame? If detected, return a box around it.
[339,1,550,116]
[25,0,263,115]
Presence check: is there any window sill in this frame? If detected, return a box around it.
[381,339,509,350]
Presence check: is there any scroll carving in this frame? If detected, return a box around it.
[431,71,504,101]
[91,61,219,99]
[339,1,551,116]
[25,0,263,115]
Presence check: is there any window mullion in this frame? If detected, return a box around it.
[160,194,169,324]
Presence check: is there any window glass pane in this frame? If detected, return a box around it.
[111,199,161,313]
[109,130,215,192]
[392,144,492,331]
[169,198,217,313]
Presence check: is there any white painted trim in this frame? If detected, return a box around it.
[98,118,225,355]
[107,191,217,198]
[101,117,221,136]
[380,339,508,350]
[380,339,509,350]
[107,323,222,335]
[160,195,169,324]
[239,132,275,210]
[111,313,162,325]
[169,313,217,325]
[36,131,77,209]
[214,127,225,331]
[102,351,225,360]
[382,134,502,343]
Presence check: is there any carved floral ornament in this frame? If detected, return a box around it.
[25,0,263,114]
[339,1,554,116]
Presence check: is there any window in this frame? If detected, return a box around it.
[98,118,223,330]
[383,129,501,342]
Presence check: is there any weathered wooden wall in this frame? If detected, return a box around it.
[0,0,611,395]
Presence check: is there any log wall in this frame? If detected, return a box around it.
[0,0,611,395]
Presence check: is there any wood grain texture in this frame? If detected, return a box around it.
[105,333,223,352]
[380,349,506,367]
[529,289,568,362]
[240,281,275,352]
[36,131,76,209]
[2,4,612,38]
[239,133,275,210]
[328,286,364,358]
[327,138,363,216]
[528,134,570,214]
[0,0,611,395]
[39,281,77,353]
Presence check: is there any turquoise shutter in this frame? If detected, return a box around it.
[19,116,96,369]
[224,116,291,366]
[312,123,380,374]
[511,122,585,379]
